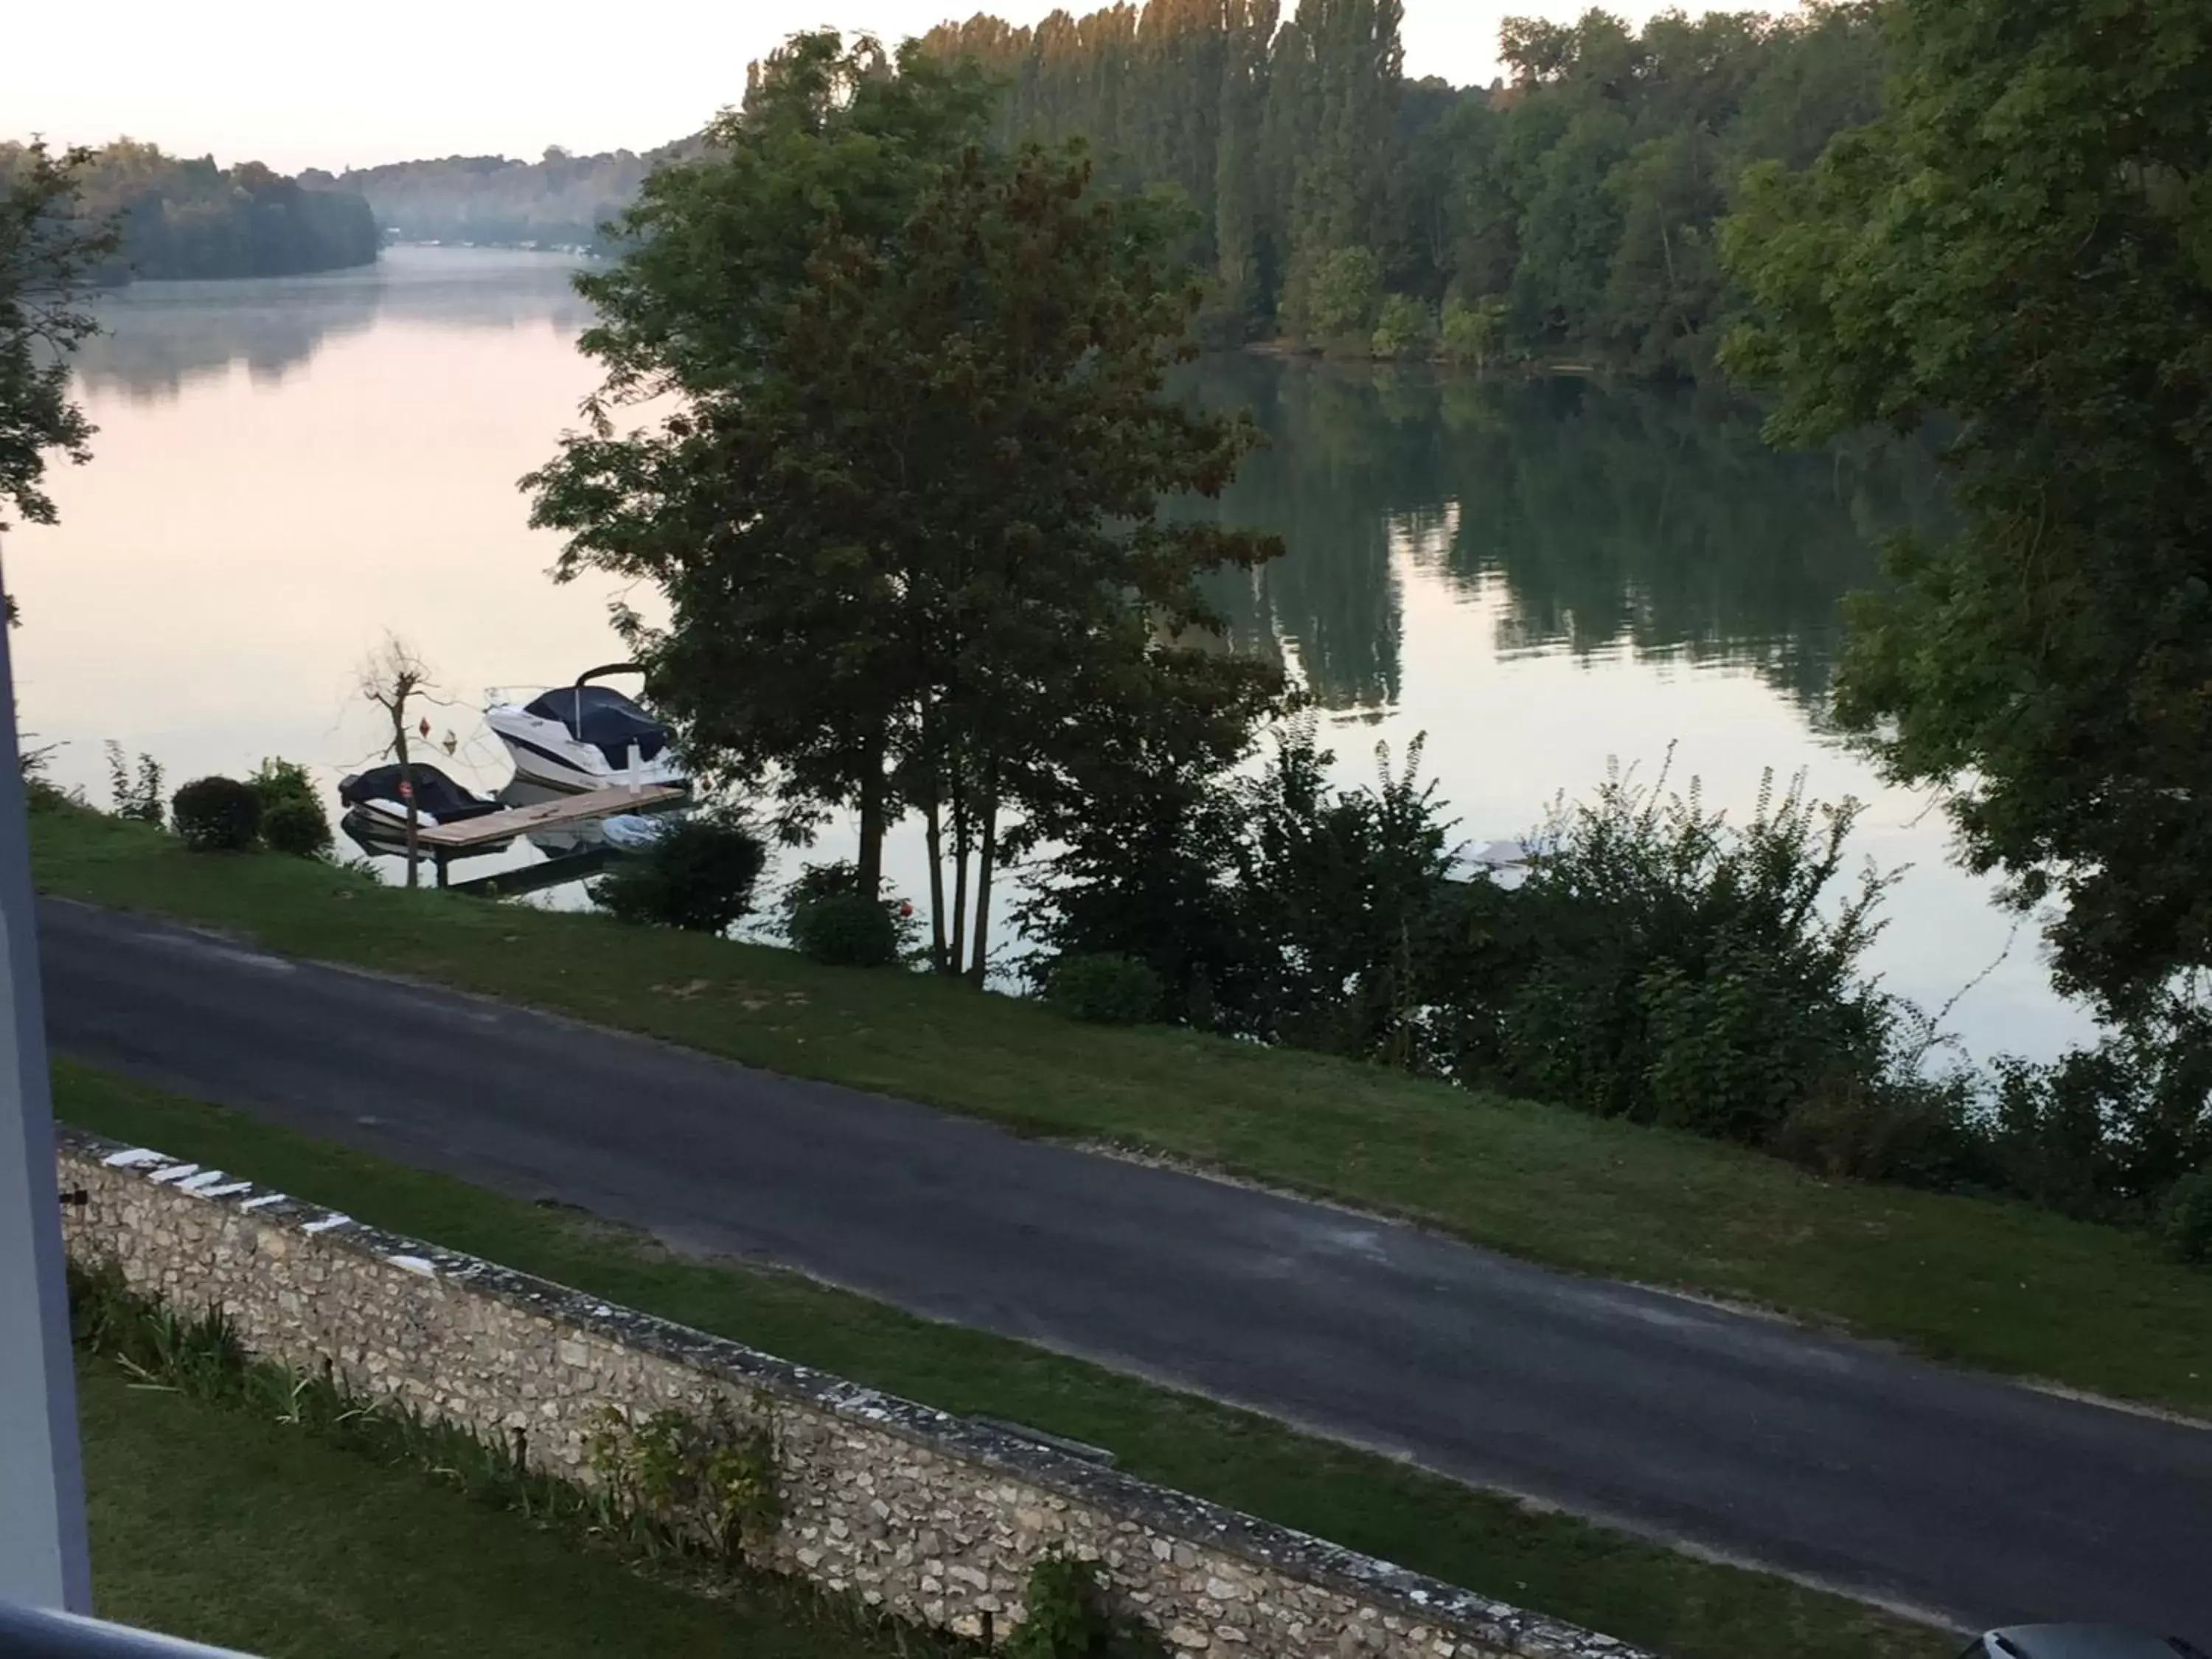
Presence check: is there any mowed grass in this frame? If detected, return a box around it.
[77,1362,888,1659]
[35,804,2212,1416]
[57,1061,1949,1659]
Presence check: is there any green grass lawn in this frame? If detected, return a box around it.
[34,804,2212,1419]
[59,1060,1946,1659]
[78,1360,893,1658]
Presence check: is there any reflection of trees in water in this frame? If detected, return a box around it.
[72,250,596,402]
[1191,357,1947,712]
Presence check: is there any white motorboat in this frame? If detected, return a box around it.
[483,664,686,795]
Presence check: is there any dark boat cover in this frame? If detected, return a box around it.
[338,763,501,821]
[524,684,669,766]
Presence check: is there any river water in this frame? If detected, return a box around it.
[10,246,2092,1060]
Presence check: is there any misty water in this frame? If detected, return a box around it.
[12,246,2093,1061]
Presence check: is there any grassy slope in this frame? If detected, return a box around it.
[35,805,2212,1416]
[78,1363,884,1659]
[58,1061,1946,1659]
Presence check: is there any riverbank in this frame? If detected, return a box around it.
[32,802,2212,1419]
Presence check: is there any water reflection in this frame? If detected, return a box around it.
[1192,359,1947,712]
[74,247,594,401]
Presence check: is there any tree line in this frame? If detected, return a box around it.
[0,141,379,283]
[307,145,692,251]
[917,0,1886,374]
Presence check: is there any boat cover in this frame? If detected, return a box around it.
[338,763,501,821]
[523,684,669,765]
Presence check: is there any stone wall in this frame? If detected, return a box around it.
[56,1127,1649,1659]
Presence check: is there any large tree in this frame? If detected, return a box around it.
[1722,0,2212,1020]
[528,32,1282,969]
[1,142,114,545]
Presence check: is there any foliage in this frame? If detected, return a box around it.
[21,734,74,813]
[1,140,116,538]
[1436,296,1503,365]
[591,814,768,934]
[261,799,331,859]
[1042,953,1165,1026]
[1497,762,1902,1143]
[790,891,903,970]
[1006,1548,1161,1659]
[1013,726,1262,1026]
[779,859,921,961]
[528,31,1282,989]
[170,776,262,852]
[1721,0,2212,1023]
[105,740,164,824]
[251,758,330,858]
[917,1,1888,375]
[1369,292,1435,360]
[1983,1013,2212,1225]
[1293,245,1382,345]
[2160,1168,2212,1267]
[588,1402,780,1562]
[14,139,377,284]
[1228,723,1462,1065]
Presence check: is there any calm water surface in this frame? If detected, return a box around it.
[13,247,2092,1060]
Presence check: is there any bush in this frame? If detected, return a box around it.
[1439,295,1506,366]
[170,776,262,851]
[1371,293,1436,361]
[1767,1069,1987,1189]
[260,796,332,858]
[1006,1548,1160,1659]
[1492,761,1900,1146]
[2160,1168,2212,1265]
[1292,246,1382,345]
[591,815,767,934]
[789,891,900,968]
[251,759,330,856]
[1044,953,1165,1026]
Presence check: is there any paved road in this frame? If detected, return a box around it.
[40,898,2212,1636]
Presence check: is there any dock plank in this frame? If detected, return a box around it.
[411,784,686,850]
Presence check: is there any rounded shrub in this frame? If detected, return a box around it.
[2159,1166,2212,1266]
[591,816,767,934]
[260,794,332,858]
[1044,953,1164,1026]
[789,891,900,968]
[170,776,262,852]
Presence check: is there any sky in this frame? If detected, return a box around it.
[5,0,1748,175]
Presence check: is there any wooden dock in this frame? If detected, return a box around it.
[406,782,687,886]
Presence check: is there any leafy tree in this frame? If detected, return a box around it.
[1722,0,2212,1022]
[1369,291,1434,358]
[27,140,377,282]
[1437,294,1504,364]
[1295,244,1382,343]
[1,142,114,544]
[527,34,1001,902]
[529,32,1283,976]
[914,1,1888,375]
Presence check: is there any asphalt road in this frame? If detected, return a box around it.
[39,897,2212,1637]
